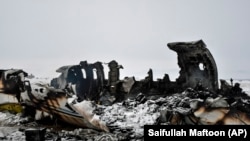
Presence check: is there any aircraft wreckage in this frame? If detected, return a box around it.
[0,40,250,135]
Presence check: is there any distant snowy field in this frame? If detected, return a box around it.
[234,80,250,94]
[224,79,250,95]
[26,77,52,84]
[27,77,250,95]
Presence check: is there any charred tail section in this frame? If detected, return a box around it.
[167,40,219,93]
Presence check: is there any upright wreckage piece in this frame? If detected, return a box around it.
[167,40,218,93]
[2,39,249,134]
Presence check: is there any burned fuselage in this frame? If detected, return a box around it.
[50,60,121,102]
[49,40,219,102]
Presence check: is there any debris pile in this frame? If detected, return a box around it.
[1,84,250,140]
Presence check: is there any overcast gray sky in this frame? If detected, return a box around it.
[1,0,250,80]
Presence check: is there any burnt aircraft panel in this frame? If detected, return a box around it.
[50,61,106,102]
[167,40,218,92]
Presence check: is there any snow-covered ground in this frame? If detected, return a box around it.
[234,79,250,94]
[26,77,52,85]
[224,79,250,95]
[27,77,250,90]
[28,77,250,95]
